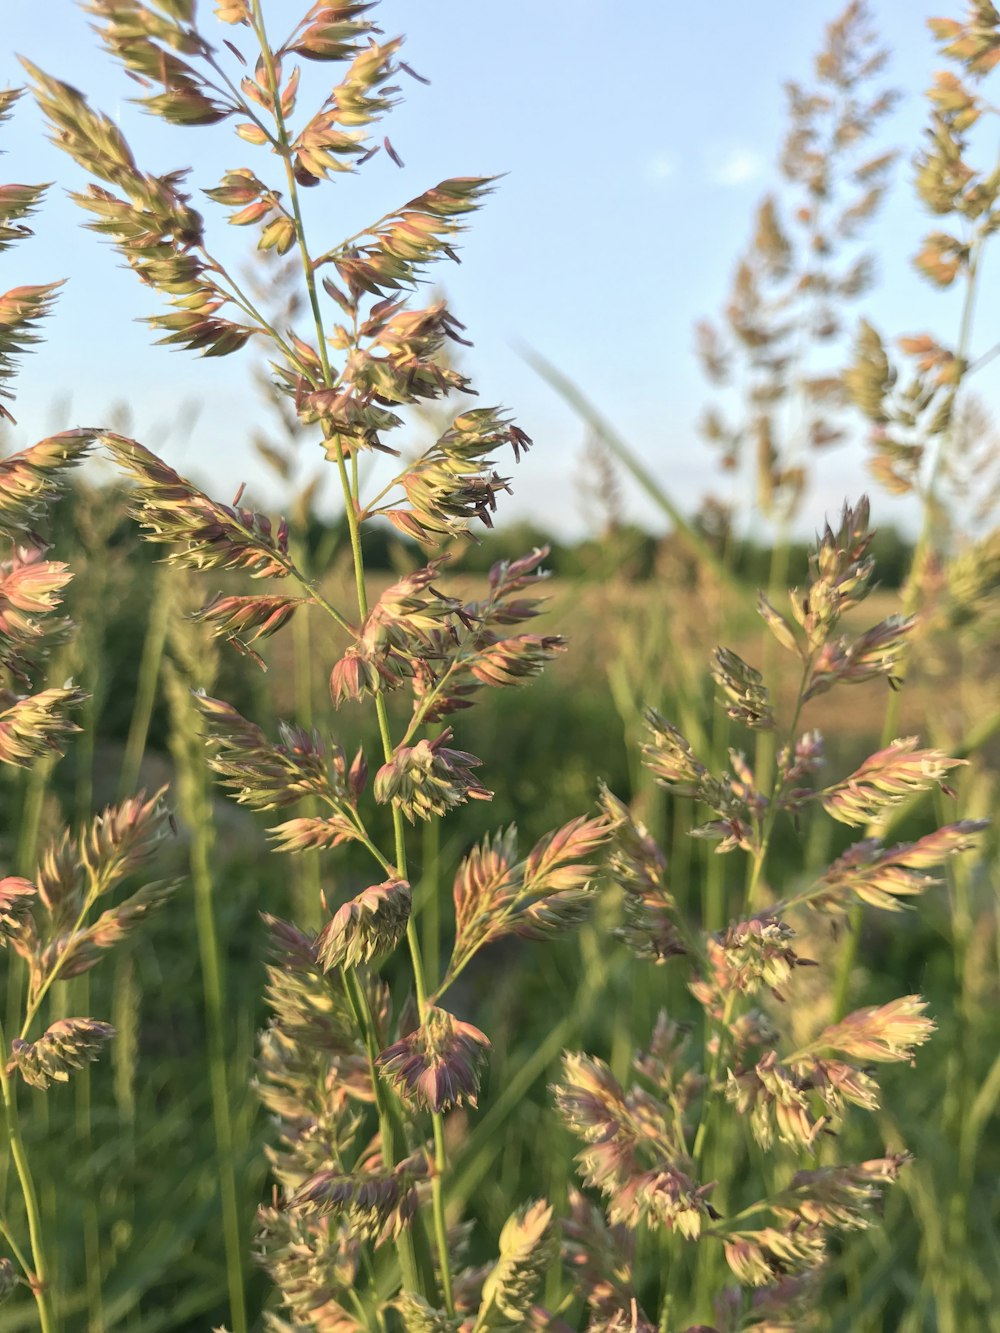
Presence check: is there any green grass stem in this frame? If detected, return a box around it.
[165,656,248,1333]
[0,1020,57,1333]
[119,575,171,801]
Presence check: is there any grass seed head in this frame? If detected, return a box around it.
[8,1016,115,1091]
[317,878,411,971]
[377,1005,490,1113]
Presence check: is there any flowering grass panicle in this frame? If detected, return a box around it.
[695,1,898,526]
[24,2,617,1325]
[552,496,984,1328]
[2,2,993,1330]
[0,92,173,1333]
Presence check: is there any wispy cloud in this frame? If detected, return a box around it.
[706,145,767,188]
[643,149,680,185]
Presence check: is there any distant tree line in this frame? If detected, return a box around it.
[350,516,913,589]
[62,479,914,590]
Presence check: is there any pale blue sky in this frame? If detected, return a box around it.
[1,1,990,537]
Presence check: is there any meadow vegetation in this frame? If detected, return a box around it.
[0,2,998,1331]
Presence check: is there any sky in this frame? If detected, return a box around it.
[1,0,991,539]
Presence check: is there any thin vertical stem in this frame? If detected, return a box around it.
[690,990,737,1168]
[419,816,441,993]
[3,754,57,1145]
[73,975,104,1333]
[0,1214,31,1280]
[119,574,171,800]
[66,555,108,1331]
[0,1020,57,1333]
[752,531,794,802]
[291,545,323,931]
[340,967,429,1297]
[188,779,249,1333]
[167,655,248,1333]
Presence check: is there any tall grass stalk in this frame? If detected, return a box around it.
[118,572,172,802]
[164,595,248,1333]
[248,0,455,1298]
[290,566,324,933]
[0,1031,55,1333]
[62,483,125,1332]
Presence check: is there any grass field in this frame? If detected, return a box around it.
[2,1,999,1328]
[2,510,996,1329]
